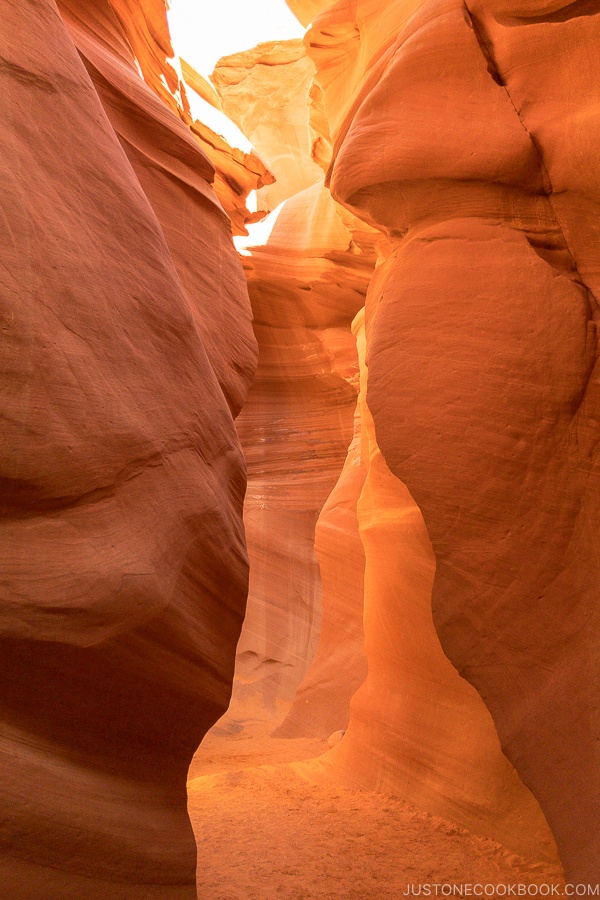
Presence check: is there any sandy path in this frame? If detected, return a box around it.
[187,725,564,900]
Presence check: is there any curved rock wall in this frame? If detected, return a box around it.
[324,308,556,861]
[199,30,376,722]
[5,0,598,890]
[306,0,600,881]
[0,0,256,895]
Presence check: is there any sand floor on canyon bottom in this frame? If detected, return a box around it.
[187,720,565,900]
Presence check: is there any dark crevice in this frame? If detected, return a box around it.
[463,0,600,311]
[0,57,59,92]
[462,7,505,86]
[498,0,600,26]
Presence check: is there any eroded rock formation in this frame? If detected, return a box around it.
[0,0,257,895]
[274,390,368,739]
[212,40,323,211]
[230,179,373,715]
[199,35,374,721]
[305,0,600,881]
[320,309,556,862]
[4,0,598,891]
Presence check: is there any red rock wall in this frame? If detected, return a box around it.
[307,0,600,881]
[0,0,256,895]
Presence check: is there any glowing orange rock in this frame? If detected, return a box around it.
[230,180,371,715]
[308,0,600,880]
[322,309,557,862]
[285,0,332,27]
[274,397,368,739]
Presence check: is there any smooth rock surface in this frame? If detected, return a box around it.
[307,0,600,881]
[0,0,255,895]
[323,309,557,863]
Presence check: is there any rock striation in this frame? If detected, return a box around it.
[305,0,600,882]
[0,0,257,895]
[274,389,368,739]
[202,32,376,724]
[230,178,373,716]
[4,0,598,891]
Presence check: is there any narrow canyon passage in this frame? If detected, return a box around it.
[2,0,599,897]
[175,2,580,894]
[179,0,600,893]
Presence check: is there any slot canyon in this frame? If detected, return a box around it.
[1,0,599,897]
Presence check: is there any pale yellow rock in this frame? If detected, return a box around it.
[212,40,323,211]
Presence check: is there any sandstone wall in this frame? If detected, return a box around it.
[306,0,600,881]
[323,309,556,862]
[274,390,368,739]
[5,0,598,890]
[0,1,257,895]
[212,41,323,212]
[203,34,376,722]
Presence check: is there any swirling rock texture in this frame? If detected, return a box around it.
[199,33,376,723]
[274,386,368,739]
[305,0,600,882]
[229,178,375,717]
[0,0,257,896]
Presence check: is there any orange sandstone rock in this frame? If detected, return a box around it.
[0,0,255,895]
[230,181,371,714]
[274,393,368,739]
[323,308,557,862]
[59,0,258,414]
[308,0,600,881]
[180,58,223,111]
[62,0,270,239]
[286,0,333,28]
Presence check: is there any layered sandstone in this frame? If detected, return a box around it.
[274,395,368,739]
[230,179,373,715]
[197,31,376,722]
[5,0,598,891]
[306,0,600,881]
[0,0,256,895]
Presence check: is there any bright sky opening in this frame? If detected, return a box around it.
[167,0,304,248]
[233,201,286,255]
[167,0,304,80]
